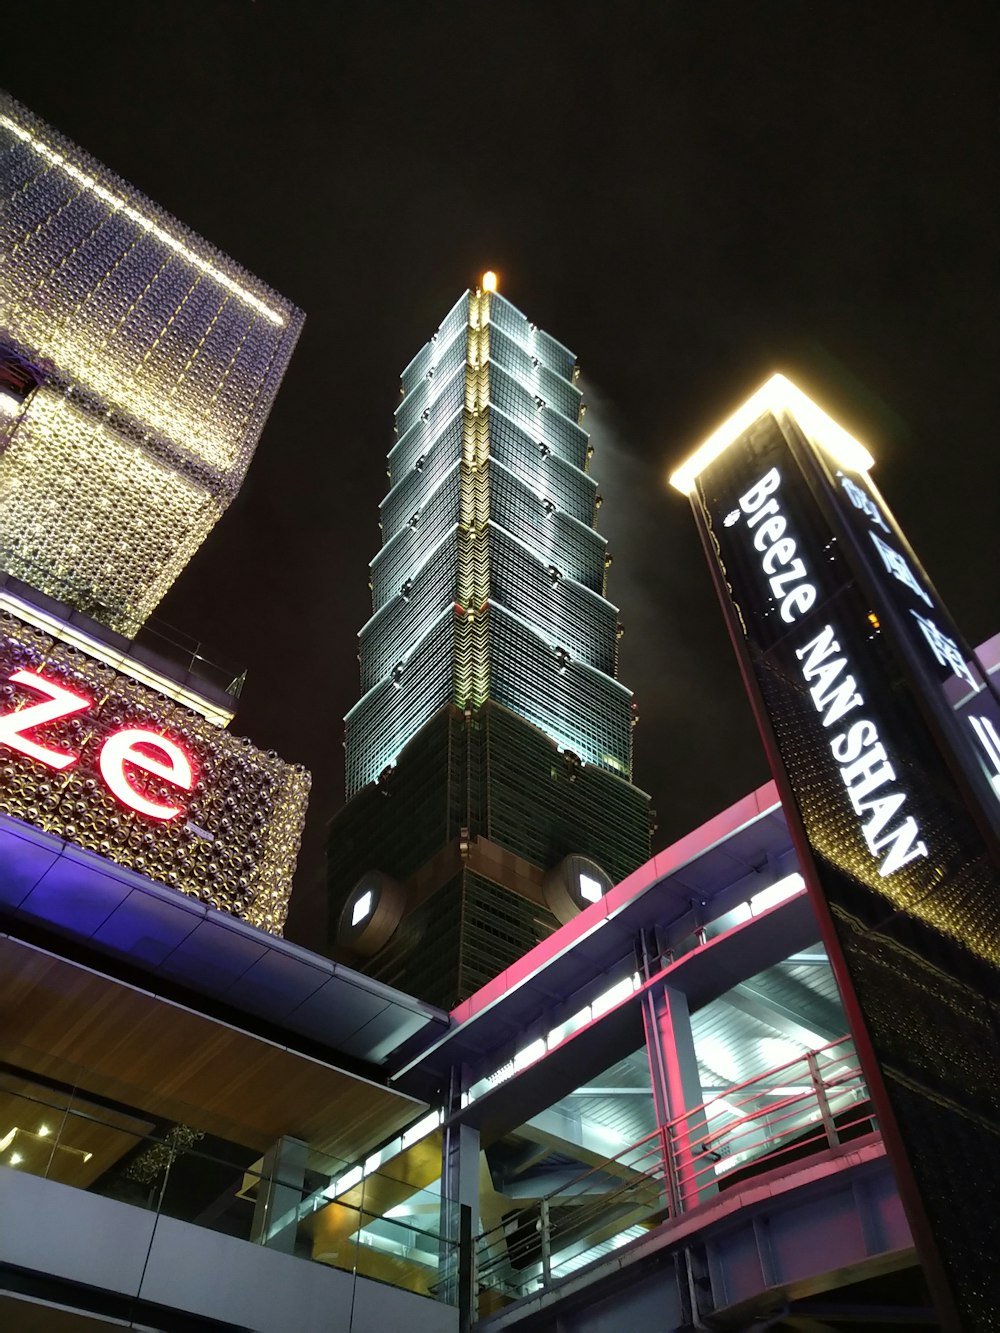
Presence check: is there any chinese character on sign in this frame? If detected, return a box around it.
[910,611,980,693]
[840,475,891,532]
[869,532,933,607]
[969,715,1000,799]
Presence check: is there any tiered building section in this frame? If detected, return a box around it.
[0,93,304,634]
[329,283,650,1005]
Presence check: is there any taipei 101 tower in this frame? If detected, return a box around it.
[328,276,650,1007]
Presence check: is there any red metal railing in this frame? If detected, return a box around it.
[475,1035,875,1301]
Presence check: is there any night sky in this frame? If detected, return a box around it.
[5,2,997,947]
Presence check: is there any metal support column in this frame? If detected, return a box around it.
[806,1050,840,1149]
[250,1135,309,1254]
[642,982,715,1212]
[440,1076,480,1329]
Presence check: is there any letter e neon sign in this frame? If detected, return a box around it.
[99,729,194,821]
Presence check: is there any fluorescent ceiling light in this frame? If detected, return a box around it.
[750,872,805,914]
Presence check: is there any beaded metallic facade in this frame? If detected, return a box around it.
[0,92,304,634]
[0,609,310,934]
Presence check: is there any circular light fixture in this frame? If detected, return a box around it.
[336,870,407,956]
[542,854,614,925]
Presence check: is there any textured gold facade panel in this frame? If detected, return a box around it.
[0,609,309,935]
[0,94,304,631]
[0,390,222,634]
[0,95,302,474]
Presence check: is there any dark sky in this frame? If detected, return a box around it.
[5,2,997,948]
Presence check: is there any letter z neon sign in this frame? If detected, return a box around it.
[0,669,91,769]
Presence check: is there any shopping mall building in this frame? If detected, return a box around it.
[2,93,1000,1332]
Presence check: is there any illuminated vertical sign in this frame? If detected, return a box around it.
[672,376,1000,1332]
[832,466,1000,809]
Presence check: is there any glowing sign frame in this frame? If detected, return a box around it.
[669,373,874,495]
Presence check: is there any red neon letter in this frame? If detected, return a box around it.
[0,669,92,770]
[98,729,194,821]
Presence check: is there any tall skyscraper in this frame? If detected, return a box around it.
[329,278,650,1005]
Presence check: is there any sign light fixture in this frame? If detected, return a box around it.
[669,373,874,495]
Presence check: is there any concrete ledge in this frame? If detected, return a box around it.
[0,1167,458,1333]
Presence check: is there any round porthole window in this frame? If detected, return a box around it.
[542,855,613,925]
[337,870,407,956]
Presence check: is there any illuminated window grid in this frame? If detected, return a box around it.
[399,293,471,395]
[458,872,561,997]
[487,293,576,382]
[481,713,649,881]
[359,539,459,691]
[331,702,648,914]
[370,475,462,611]
[489,408,596,524]
[329,709,461,900]
[357,578,626,783]
[344,609,455,796]
[402,322,468,398]
[485,322,538,386]
[488,325,583,424]
[538,406,590,470]
[395,356,466,440]
[397,323,467,400]
[341,750,452,891]
[487,362,558,448]
[490,463,606,592]
[412,337,589,477]
[362,874,465,1004]
[392,378,469,477]
[488,603,632,774]
[360,870,562,1009]
[380,415,464,541]
[347,287,633,802]
[387,405,458,483]
[489,525,618,676]
[488,357,583,440]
